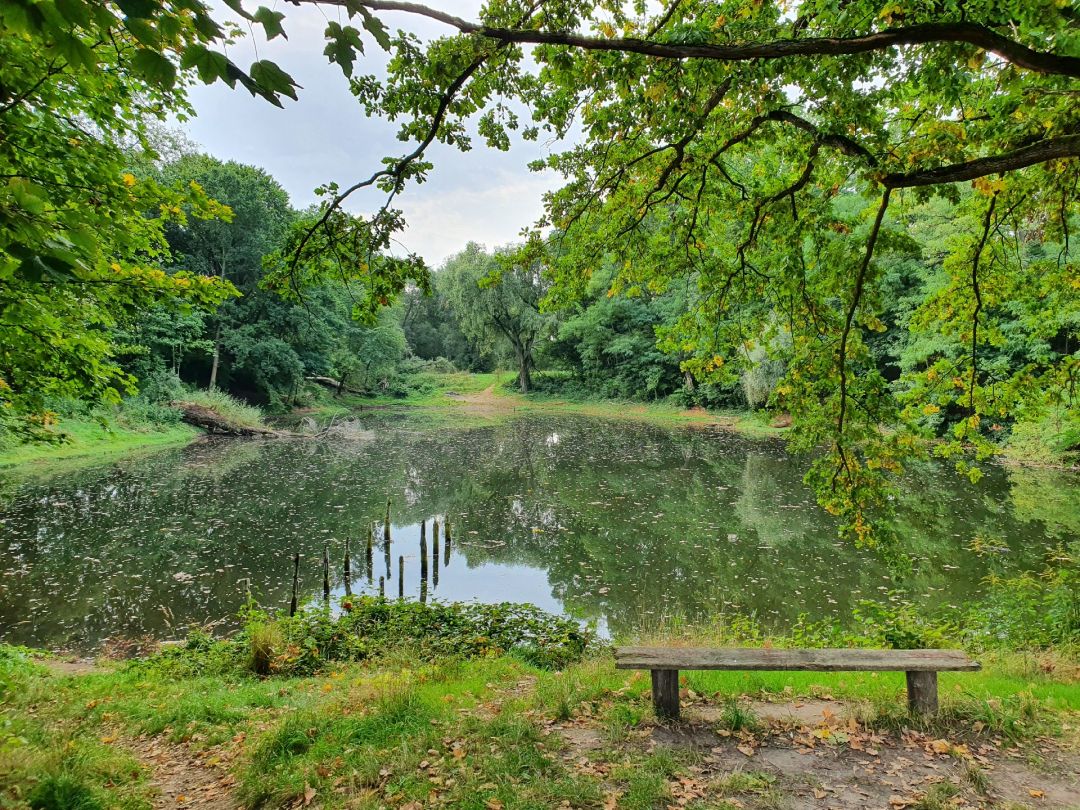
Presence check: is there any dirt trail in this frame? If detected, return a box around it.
[555,698,1080,809]
[128,736,238,808]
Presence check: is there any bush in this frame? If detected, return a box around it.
[145,599,593,679]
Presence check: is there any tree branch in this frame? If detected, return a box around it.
[833,187,891,490]
[883,134,1080,188]
[300,3,1080,78]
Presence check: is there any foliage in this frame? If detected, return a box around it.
[0,21,235,441]
[440,243,555,393]
[145,597,593,679]
[307,0,1080,542]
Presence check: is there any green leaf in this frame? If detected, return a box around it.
[180,45,230,84]
[323,21,365,78]
[253,6,286,40]
[53,0,92,28]
[123,16,160,48]
[130,48,177,89]
[359,7,391,51]
[249,59,299,105]
[50,33,97,71]
[115,0,159,19]
[222,0,254,21]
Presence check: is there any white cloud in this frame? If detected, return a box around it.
[181,0,561,267]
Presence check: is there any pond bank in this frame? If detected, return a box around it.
[0,418,199,470]
[2,597,1077,810]
[303,370,786,437]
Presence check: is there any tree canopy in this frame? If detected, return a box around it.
[3,0,1078,539]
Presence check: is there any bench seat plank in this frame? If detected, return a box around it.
[615,647,979,672]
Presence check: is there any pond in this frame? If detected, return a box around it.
[1,413,1077,651]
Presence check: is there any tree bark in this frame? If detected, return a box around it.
[208,321,222,391]
[514,343,531,393]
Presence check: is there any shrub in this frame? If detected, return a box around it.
[149,599,593,679]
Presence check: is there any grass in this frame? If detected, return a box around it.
[0,417,197,469]
[175,388,268,430]
[302,368,788,438]
[1,632,1078,810]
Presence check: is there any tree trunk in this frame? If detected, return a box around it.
[208,321,222,391]
[515,344,531,394]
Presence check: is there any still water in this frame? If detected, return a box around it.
[1,414,1076,650]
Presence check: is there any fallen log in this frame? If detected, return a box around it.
[172,402,278,437]
[305,375,366,395]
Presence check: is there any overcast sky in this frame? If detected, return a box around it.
[183,1,561,268]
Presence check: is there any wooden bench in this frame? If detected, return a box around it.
[615,647,980,720]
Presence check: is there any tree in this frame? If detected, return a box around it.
[291,0,1078,542]
[440,243,553,393]
[160,154,294,390]
[0,23,235,439]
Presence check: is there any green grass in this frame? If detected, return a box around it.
[303,369,789,437]
[2,637,1078,810]
[175,388,268,430]
[0,417,197,469]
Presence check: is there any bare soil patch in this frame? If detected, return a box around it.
[128,735,237,808]
[558,699,1080,809]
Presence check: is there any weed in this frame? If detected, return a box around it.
[718,697,761,733]
[912,781,961,810]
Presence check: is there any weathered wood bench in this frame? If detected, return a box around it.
[614,647,980,720]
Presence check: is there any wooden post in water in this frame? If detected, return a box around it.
[343,537,352,596]
[383,497,391,545]
[378,575,385,598]
[419,521,429,604]
[432,519,440,589]
[289,553,300,617]
[322,546,330,603]
[398,555,405,599]
[444,521,451,567]
[366,524,374,583]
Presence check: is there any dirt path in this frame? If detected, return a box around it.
[555,698,1080,809]
[128,736,238,808]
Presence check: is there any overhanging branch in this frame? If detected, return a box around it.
[298,2,1080,78]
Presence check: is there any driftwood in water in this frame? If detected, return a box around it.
[366,525,374,583]
[419,521,429,604]
[432,519,440,589]
[322,546,330,602]
[172,402,277,437]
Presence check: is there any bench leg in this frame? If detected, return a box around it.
[906,671,938,716]
[651,669,679,721]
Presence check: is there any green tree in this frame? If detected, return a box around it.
[159,154,294,390]
[440,243,554,393]
[295,0,1079,540]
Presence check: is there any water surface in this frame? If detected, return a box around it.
[1,413,1076,649]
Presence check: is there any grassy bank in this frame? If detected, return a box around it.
[0,418,198,469]
[302,370,786,437]
[0,390,276,471]
[2,597,1077,810]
